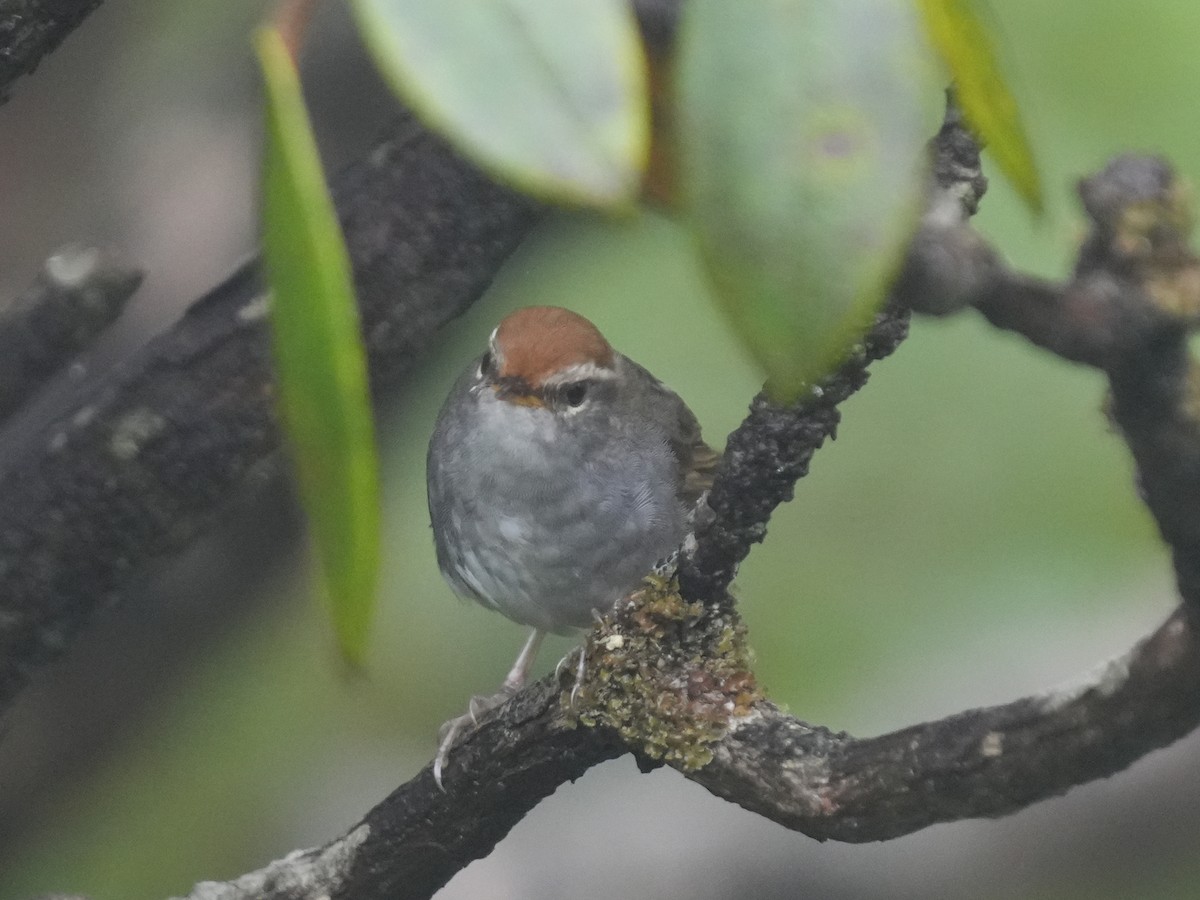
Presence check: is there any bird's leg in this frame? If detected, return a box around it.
[434,628,545,790]
[500,627,545,694]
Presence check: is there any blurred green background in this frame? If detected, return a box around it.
[2,2,1199,899]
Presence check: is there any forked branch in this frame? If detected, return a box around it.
[8,3,1200,899]
[166,107,1200,900]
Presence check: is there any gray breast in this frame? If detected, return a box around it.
[426,368,686,633]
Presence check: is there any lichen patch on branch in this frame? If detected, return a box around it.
[566,573,762,771]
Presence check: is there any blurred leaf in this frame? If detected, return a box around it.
[918,0,1043,213]
[349,0,649,206]
[256,26,381,666]
[677,0,937,399]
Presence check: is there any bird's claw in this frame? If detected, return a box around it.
[433,713,469,791]
[651,549,679,577]
[433,689,514,791]
[557,646,589,708]
[467,693,491,725]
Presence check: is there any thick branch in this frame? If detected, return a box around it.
[176,681,621,900]
[692,605,1200,841]
[0,0,697,780]
[0,120,540,714]
[11,2,1200,897]
[679,155,1200,847]
[0,245,141,422]
[156,103,995,900]
[161,585,1200,897]
[0,0,103,100]
[251,137,1200,899]
[175,589,1200,898]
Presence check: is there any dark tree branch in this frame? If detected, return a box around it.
[693,606,1200,841]
[156,126,1200,900]
[153,103,993,900]
[671,152,1200,844]
[676,307,910,602]
[0,0,103,100]
[679,99,985,603]
[0,0,676,730]
[0,245,141,422]
[174,681,622,900]
[677,154,1200,844]
[0,0,678,756]
[0,0,694,771]
[0,120,540,715]
[10,1,1200,897]
[909,154,1200,605]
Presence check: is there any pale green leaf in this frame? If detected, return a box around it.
[256,26,381,666]
[678,0,938,400]
[918,0,1043,213]
[349,0,649,206]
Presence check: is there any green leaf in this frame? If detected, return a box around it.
[349,0,648,206]
[677,0,938,400]
[918,0,1043,213]
[256,26,381,666]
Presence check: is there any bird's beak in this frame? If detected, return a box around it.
[492,380,545,408]
[502,392,546,408]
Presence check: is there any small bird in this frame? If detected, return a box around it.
[427,306,718,785]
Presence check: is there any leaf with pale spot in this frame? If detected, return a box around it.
[678,0,938,399]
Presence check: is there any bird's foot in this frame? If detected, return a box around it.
[433,686,515,791]
[650,549,679,578]
[554,645,589,708]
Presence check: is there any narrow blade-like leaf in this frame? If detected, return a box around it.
[918,0,1043,213]
[678,0,937,399]
[256,26,380,666]
[350,0,649,206]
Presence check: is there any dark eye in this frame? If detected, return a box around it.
[563,382,588,407]
[478,351,492,377]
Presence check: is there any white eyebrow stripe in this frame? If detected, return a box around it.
[487,326,504,370]
[540,361,618,386]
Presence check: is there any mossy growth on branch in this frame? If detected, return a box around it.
[562,573,762,771]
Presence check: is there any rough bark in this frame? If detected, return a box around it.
[0,0,103,100]
[161,126,1200,900]
[8,3,1200,899]
[0,245,141,421]
[0,121,541,714]
[694,606,1200,841]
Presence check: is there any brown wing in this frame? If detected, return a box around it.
[681,434,721,505]
[621,356,721,509]
[665,388,721,509]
